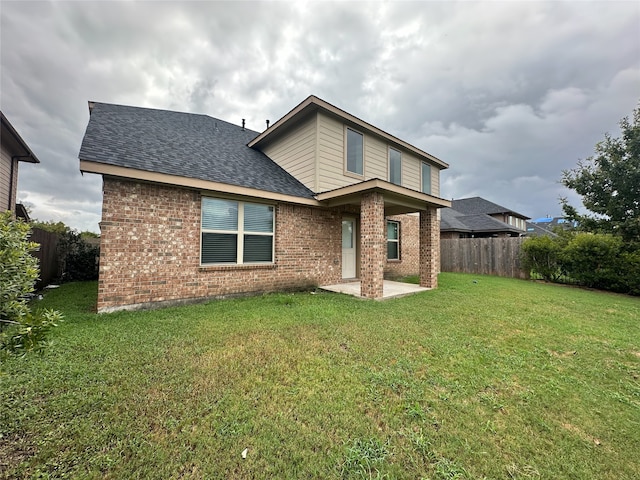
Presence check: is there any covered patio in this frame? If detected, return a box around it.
[316,178,451,299]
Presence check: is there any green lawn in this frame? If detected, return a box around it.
[1,273,639,479]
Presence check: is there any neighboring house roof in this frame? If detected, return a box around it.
[1,111,41,163]
[451,197,528,219]
[441,208,523,235]
[525,221,557,237]
[79,102,315,200]
[15,203,30,221]
[530,216,577,229]
[249,95,449,170]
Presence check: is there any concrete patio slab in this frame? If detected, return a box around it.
[319,280,430,300]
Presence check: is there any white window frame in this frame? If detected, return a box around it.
[345,126,364,177]
[200,197,275,266]
[389,147,402,186]
[421,162,431,195]
[387,220,400,261]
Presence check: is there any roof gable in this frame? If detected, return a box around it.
[79,103,315,199]
[248,95,449,169]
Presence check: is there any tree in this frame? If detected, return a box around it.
[561,104,640,243]
[30,219,70,235]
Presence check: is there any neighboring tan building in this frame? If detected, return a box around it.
[1,111,40,219]
[79,95,451,312]
[441,197,529,239]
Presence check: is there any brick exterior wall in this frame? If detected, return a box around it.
[97,178,343,312]
[384,213,420,278]
[359,191,385,299]
[420,207,439,288]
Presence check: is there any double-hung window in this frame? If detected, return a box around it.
[201,197,274,265]
[421,162,431,195]
[346,127,364,176]
[387,221,400,260]
[389,148,402,185]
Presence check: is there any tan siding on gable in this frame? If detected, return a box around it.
[262,112,317,192]
[403,152,421,192]
[317,113,352,192]
[431,163,440,197]
[364,135,387,180]
[314,111,444,197]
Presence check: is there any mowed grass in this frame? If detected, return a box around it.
[1,273,639,479]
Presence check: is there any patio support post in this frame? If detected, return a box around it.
[360,191,385,299]
[419,207,439,288]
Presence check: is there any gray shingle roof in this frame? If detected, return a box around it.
[452,197,528,219]
[79,102,315,199]
[441,205,523,234]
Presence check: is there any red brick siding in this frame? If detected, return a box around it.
[384,214,420,278]
[98,179,342,312]
[360,191,385,298]
[420,207,439,288]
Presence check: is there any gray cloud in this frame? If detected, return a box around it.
[2,1,638,232]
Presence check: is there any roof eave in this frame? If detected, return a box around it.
[79,159,320,206]
[0,112,41,163]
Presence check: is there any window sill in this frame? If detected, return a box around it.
[199,263,276,272]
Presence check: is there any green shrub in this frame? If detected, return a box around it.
[520,235,565,281]
[620,249,640,296]
[0,211,39,322]
[58,230,99,281]
[0,211,62,359]
[562,233,623,291]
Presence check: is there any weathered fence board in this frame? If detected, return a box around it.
[440,237,528,279]
[29,228,60,289]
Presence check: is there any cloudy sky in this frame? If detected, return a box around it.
[2,1,639,232]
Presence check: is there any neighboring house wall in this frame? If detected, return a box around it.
[0,148,18,212]
[1,112,40,215]
[97,178,345,312]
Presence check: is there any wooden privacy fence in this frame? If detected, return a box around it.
[440,237,529,279]
[29,228,60,289]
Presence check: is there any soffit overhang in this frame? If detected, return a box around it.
[316,178,451,215]
[248,95,449,170]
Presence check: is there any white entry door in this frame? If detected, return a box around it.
[342,218,356,278]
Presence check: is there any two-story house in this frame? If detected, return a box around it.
[1,111,40,219]
[79,95,451,312]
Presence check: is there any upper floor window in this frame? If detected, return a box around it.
[389,148,402,185]
[201,197,274,265]
[346,128,364,176]
[421,162,431,194]
[387,220,400,260]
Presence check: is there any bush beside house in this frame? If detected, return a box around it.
[521,232,639,295]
